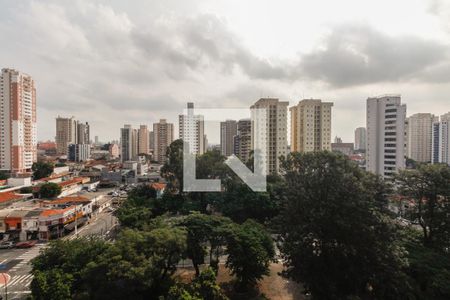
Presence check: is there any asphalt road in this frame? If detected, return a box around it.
[0,210,117,299]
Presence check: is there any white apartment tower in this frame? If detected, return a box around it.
[179,102,207,155]
[432,112,450,165]
[290,99,333,153]
[220,120,238,157]
[406,113,437,163]
[366,95,406,178]
[354,127,366,151]
[251,98,288,174]
[0,68,37,174]
[153,119,174,163]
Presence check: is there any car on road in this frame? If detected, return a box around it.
[15,240,37,248]
[0,241,15,249]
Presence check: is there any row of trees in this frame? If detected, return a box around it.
[30,139,450,299]
[31,213,274,299]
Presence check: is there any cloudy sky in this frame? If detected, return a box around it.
[1,0,449,143]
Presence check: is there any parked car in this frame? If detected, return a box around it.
[0,241,15,249]
[15,240,37,248]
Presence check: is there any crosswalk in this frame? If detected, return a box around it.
[5,274,33,287]
[9,244,46,273]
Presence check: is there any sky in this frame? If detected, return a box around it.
[1,0,449,143]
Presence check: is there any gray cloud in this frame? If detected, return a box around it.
[298,24,449,87]
[0,0,449,143]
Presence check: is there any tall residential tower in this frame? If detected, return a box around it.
[0,68,37,174]
[290,99,333,153]
[366,95,406,178]
[251,98,288,174]
[153,119,174,163]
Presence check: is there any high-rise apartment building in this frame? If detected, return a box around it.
[138,125,149,154]
[68,144,91,162]
[251,98,288,174]
[233,119,251,163]
[109,143,120,159]
[56,117,90,155]
[77,122,90,145]
[290,99,333,153]
[220,120,237,156]
[432,112,450,165]
[354,127,366,151]
[0,68,37,174]
[56,117,78,155]
[153,119,174,163]
[406,113,437,163]
[366,95,406,178]
[149,131,154,152]
[120,125,138,162]
[179,102,207,155]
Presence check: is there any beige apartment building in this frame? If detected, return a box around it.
[138,125,149,154]
[251,98,288,174]
[153,119,174,163]
[290,99,333,153]
[406,113,438,163]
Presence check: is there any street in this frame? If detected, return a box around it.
[0,210,117,300]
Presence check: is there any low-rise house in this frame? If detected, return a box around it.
[0,191,28,208]
[5,210,30,240]
[0,209,13,235]
[38,206,82,240]
[22,210,41,240]
[43,195,93,218]
[58,177,90,197]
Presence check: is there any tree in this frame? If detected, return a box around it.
[115,185,163,229]
[180,213,232,276]
[218,175,283,224]
[0,171,9,180]
[395,164,450,250]
[225,219,275,291]
[39,182,62,198]
[161,139,184,193]
[19,186,33,194]
[400,228,450,300]
[168,267,229,300]
[30,238,109,299]
[84,227,187,299]
[277,151,410,299]
[30,269,73,300]
[32,161,54,180]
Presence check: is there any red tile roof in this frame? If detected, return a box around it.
[59,177,84,187]
[0,192,25,204]
[49,195,90,204]
[150,183,166,191]
[40,206,75,217]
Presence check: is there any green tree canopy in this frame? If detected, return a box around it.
[179,212,232,275]
[39,182,62,198]
[0,171,9,180]
[32,161,54,180]
[168,267,229,300]
[277,151,410,299]
[395,164,450,250]
[225,219,275,291]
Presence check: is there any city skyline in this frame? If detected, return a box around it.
[1,0,450,142]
